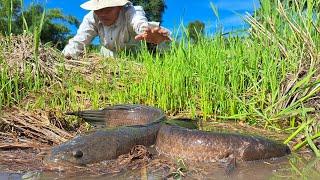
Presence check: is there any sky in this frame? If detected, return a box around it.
[24,0,260,36]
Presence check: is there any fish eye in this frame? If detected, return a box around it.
[72,150,84,158]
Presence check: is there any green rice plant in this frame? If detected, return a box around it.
[248,0,320,147]
[21,0,317,126]
[33,8,45,58]
[305,124,320,157]
[7,0,13,35]
[294,132,320,151]
[169,158,188,179]
[272,155,320,179]
[20,0,28,32]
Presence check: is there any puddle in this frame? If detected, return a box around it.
[1,121,319,179]
[0,173,22,180]
[1,150,319,180]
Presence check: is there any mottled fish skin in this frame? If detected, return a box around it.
[46,105,165,165]
[156,125,291,162]
[47,123,161,165]
[47,104,290,165]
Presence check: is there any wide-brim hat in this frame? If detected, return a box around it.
[80,0,130,11]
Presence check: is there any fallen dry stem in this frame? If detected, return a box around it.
[0,108,74,146]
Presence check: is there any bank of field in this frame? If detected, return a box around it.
[0,0,319,155]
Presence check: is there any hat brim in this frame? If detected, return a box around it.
[80,0,130,11]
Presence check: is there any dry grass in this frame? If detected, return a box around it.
[0,108,83,149]
[0,34,63,81]
[64,54,145,84]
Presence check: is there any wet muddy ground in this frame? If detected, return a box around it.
[1,116,319,179]
[1,145,320,179]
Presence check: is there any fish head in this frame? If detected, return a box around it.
[45,131,117,165]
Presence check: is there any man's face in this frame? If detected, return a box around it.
[94,6,122,26]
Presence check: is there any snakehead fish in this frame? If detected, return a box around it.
[46,104,290,165]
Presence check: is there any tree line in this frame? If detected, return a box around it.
[0,0,208,48]
[1,0,316,48]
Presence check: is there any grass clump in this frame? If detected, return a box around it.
[0,34,63,108]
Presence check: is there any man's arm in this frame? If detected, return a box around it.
[125,6,171,45]
[62,11,98,59]
[125,6,149,34]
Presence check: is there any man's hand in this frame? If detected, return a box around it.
[135,27,172,44]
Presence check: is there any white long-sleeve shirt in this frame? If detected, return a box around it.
[62,5,162,58]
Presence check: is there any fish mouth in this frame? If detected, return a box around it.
[43,151,63,165]
[285,146,291,154]
[44,152,81,167]
[43,153,84,172]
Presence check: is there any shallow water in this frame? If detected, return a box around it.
[0,172,21,180]
[1,121,318,179]
[1,152,320,180]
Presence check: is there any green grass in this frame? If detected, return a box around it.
[0,0,319,155]
[0,56,45,107]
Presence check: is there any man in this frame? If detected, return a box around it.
[63,0,171,59]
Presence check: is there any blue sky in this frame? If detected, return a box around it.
[162,0,260,34]
[24,0,260,35]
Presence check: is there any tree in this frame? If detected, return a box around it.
[130,0,166,23]
[15,4,80,49]
[0,0,21,35]
[0,1,79,49]
[187,20,205,43]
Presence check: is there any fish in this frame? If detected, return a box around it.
[46,104,290,166]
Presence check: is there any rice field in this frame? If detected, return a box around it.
[0,0,319,155]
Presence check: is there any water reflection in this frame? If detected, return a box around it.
[1,153,320,179]
[0,172,21,180]
[0,121,318,179]
[271,154,320,179]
